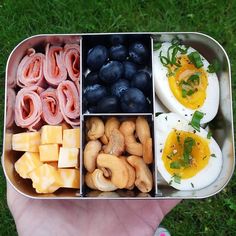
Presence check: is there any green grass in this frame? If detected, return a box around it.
[0,0,236,235]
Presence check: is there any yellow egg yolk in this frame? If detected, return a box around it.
[168,55,208,109]
[162,130,210,179]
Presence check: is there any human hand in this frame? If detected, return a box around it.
[7,183,180,236]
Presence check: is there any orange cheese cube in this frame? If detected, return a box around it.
[41,125,62,144]
[15,152,43,179]
[29,164,62,194]
[58,169,80,188]
[12,132,41,152]
[58,147,79,168]
[39,144,59,162]
[63,128,80,148]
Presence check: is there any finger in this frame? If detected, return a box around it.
[158,199,182,215]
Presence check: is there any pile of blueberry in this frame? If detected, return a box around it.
[83,35,152,113]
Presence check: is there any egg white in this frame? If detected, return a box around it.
[153,42,219,124]
[155,113,222,190]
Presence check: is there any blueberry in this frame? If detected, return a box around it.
[110,34,126,45]
[85,72,101,85]
[111,79,130,98]
[87,45,108,71]
[84,84,107,105]
[97,96,119,113]
[120,88,147,113]
[110,44,127,61]
[123,61,138,80]
[129,42,149,65]
[131,71,151,93]
[99,61,124,84]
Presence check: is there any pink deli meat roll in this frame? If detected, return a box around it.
[44,44,67,86]
[57,80,80,126]
[6,88,16,128]
[40,88,63,125]
[63,44,80,82]
[15,86,43,131]
[17,48,46,88]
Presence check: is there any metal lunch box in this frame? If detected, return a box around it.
[1,32,235,199]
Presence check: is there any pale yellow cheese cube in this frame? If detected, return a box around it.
[41,125,62,144]
[29,164,62,194]
[58,147,79,168]
[39,144,59,162]
[12,132,41,152]
[58,169,80,188]
[15,152,43,179]
[63,128,80,148]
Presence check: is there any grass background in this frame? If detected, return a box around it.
[0,0,235,235]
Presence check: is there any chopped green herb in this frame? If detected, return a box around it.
[182,89,187,98]
[182,137,196,166]
[207,131,212,139]
[207,59,221,73]
[154,42,162,51]
[187,89,194,96]
[165,116,168,121]
[189,110,204,131]
[177,135,181,143]
[211,153,216,158]
[169,180,173,185]
[191,182,194,188]
[188,51,204,68]
[171,37,181,45]
[172,173,181,184]
[187,73,200,85]
[167,155,172,160]
[203,156,207,160]
[170,161,181,169]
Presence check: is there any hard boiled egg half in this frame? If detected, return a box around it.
[155,113,222,190]
[153,42,219,124]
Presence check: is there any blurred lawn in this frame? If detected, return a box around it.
[0,0,236,235]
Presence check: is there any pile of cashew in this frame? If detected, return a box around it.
[83,116,153,193]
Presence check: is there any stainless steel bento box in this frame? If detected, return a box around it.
[2,32,235,199]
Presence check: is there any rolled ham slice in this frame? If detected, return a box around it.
[15,86,42,131]
[40,88,63,125]
[17,48,46,88]
[57,80,80,126]
[44,44,67,87]
[63,44,80,82]
[6,88,16,128]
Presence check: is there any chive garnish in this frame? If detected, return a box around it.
[172,174,181,184]
[187,73,200,85]
[170,161,181,169]
[154,42,162,51]
[182,137,196,166]
[207,131,212,139]
[188,51,204,68]
[177,135,181,143]
[203,156,207,160]
[211,154,216,158]
[187,90,194,96]
[182,89,187,98]
[191,183,194,188]
[189,111,204,131]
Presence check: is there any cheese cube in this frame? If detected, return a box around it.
[29,164,62,194]
[15,152,43,179]
[63,128,80,148]
[41,125,62,144]
[12,132,41,152]
[39,144,59,162]
[58,147,79,168]
[58,169,80,188]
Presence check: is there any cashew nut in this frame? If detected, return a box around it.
[84,140,102,172]
[87,117,105,140]
[119,121,143,156]
[136,116,151,144]
[103,129,125,156]
[100,134,109,145]
[92,169,117,192]
[105,117,120,139]
[85,172,97,190]
[99,167,112,178]
[120,156,136,190]
[97,154,129,189]
[143,138,153,164]
[127,155,153,193]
